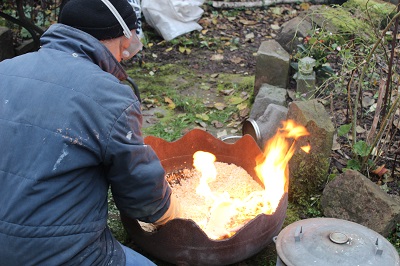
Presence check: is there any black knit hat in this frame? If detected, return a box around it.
[59,0,138,40]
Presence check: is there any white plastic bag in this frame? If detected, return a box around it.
[127,0,144,39]
[142,0,204,41]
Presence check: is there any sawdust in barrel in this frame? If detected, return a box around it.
[167,162,264,230]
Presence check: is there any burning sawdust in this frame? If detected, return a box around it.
[138,163,261,237]
[166,162,264,239]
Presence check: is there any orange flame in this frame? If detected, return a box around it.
[301,144,311,153]
[255,120,309,214]
[193,120,309,239]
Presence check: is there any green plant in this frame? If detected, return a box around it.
[337,123,374,171]
[294,4,400,176]
[387,223,400,253]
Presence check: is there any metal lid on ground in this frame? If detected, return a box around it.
[275,217,400,266]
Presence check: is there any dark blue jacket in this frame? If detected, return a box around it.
[0,24,171,265]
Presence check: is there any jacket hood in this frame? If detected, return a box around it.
[40,23,128,81]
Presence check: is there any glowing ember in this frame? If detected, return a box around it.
[193,120,310,239]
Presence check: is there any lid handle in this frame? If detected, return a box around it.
[375,238,383,256]
[294,226,303,242]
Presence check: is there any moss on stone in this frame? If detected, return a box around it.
[289,152,329,210]
[343,0,397,27]
[308,5,378,43]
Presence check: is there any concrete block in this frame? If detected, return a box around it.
[250,84,287,120]
[254,40,290,97]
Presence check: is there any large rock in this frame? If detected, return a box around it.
[321,169,400,237]
[286,100,334,205]
[0,26,15,61]
[275,16,313,54]
[254,40,290,97]
[249,84,287,120]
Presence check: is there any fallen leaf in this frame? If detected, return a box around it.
[362,96,375,107]
[226,121,239,128]
[300,2,310,10]
[211,54,224,61]
[196,113,209,121]
[393,117,400,130]
[383,175,394,183]
[210,73,219,78]
[164,97,175,109]
[214,102,226,110]
[200,83,211,90]
[245,32,255,41]
[356,126,366,134]
[198,18,211,27]
[239,19,257,25]
[270,7,281,15]
[218,24,228,30]
[221,89,234,95]
[217,130,228,139]
[372,164,388,177]
[212,120,224,128]
[204,102,214,108]
[142,98,157,104]
[179,46,191,54]
[271,24,280,31]
[332,136,341,151]
[230,56,243,64]
[196,121,207,128]
[368,103,377,113]
[231,113,239,121]
[239,107,250,118]
[240,92,249,100]
[237,102,248,110]
[229,96,244,105]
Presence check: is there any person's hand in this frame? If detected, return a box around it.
[153,194,181,227]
